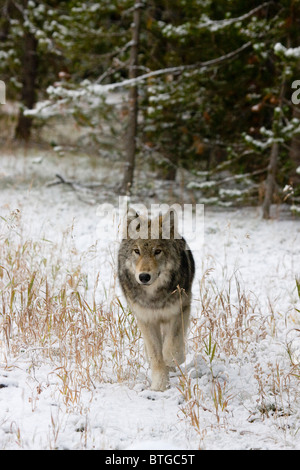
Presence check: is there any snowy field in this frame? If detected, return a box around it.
[0,149,300,450]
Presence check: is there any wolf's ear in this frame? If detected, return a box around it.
[126,208,139,227]
[120,208,138,239]
[123,208,149,239]
[160,209,179,239]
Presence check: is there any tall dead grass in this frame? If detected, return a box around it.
[178,267,300,442]
[0,210,144,408]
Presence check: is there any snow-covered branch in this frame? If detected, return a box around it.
[25,40,252,119]
[196,2,272,32]
[161,2,272,37]
[274,42,300,59]
[92,40,252,89]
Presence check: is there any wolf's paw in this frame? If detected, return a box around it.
[163,350,185,370]
[151,370,170,392]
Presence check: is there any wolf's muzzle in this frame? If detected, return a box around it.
[139,272,151,284]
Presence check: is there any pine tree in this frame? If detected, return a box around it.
[21,0,133,158]
[139,1,274,183]
[0,0,66,140]
[243,1,300,217]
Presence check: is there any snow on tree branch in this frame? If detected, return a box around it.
[160,2,272,37]
[25,41,252,118]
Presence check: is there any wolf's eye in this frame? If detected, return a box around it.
[133,248,140,255]
[154,249,162,255]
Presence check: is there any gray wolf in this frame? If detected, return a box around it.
[118,209,195,391]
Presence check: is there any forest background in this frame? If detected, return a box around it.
[1,0,300,217]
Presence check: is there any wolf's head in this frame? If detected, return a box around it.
[123,209,181,287]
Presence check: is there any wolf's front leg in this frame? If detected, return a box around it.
[162,306,190,369]
[138,320,169,391]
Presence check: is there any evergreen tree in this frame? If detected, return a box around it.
[9,0,300,214]
[22,0,133,157]
[242,1,300,216]
[0,0,66,140]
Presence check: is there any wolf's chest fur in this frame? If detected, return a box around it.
[130,298,182,324]
[120,265,191,325]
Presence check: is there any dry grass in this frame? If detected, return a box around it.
[0,209,299,448]
[0,210,144,409]
[178,268,300,442]
[191,269,265,357]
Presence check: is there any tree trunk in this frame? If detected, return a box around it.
[289,105,300,186]
[288,0,300,186]
[15,31,38,141]
[262,141,279,219]
[120,0,142,195]
[262,77,286,219]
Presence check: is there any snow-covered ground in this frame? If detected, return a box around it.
[0,149,300,450]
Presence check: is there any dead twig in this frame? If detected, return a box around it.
[47,174,97,205]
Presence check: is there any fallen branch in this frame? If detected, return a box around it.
[47,174,97,205]
[47,173,77,189]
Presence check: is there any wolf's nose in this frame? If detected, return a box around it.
[139,273,151,284]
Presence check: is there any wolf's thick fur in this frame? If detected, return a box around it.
[118,210,195,391]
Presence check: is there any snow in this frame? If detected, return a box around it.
[274,42,300,59]
[0,150,300,450]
